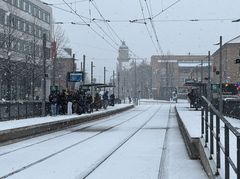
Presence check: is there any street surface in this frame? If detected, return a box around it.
[0,102,207,179]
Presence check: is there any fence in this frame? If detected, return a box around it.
[223,98,240,119]
[201,96,240,179]
[0,101,49,121]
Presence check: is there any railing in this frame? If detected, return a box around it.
[223,98,240,120]
[0,101,49,121]
[201,96,240,179]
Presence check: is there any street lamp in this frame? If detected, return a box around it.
[109,70,116,95]
[214,36,223,115]
[91,61,96,97]
[104,67,107,92]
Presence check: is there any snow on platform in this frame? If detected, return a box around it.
[176,100,201,138]
[0,104,132,132]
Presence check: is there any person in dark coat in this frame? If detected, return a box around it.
[59,90,67,115]
[94,93,101,111]
[110,93,115,106]
[49,91,58,116]
[102,91,109,109]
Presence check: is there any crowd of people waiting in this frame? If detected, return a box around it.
[48,89,115,116]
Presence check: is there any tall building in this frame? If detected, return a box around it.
[117,41,130,99]
[0,0,52,100]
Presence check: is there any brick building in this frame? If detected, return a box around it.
[212,35,240,84]
[54,48,76,91]
[151,55,209,100]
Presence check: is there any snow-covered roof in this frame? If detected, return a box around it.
[227,35,240,44]
[178,62,209,67]
[58,49,72,58]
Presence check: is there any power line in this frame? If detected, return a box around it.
[144,0,164,55]
[43,0,88,6]
[45,2,237,24]
[90,0,120,45]
[90,0,139,58]
[152,0,181,19]
[138,0,159,55]
[62,0,118,50]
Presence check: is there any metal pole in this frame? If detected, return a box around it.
[83,55,86,84]
[219,36,223,115]
[104,67,106,92]
[72,54,75,71]
[208,51,211,102]
[91,61,94,97]
[123,75,126,103]
[201,59,203,82]
[134,59,137,104]
[41,33,46,116]
[113,70,115,95]
[118,71,120,99]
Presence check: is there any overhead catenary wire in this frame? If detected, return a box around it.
[90,0,139,58]
[138,0,159,55]
[144,0,164,55]
[90,0,120,46]
[62,0,118,50]
[43,0,88,6]
[46,3,238,23]
[152,0,181,19]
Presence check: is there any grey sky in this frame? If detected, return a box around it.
[44,0,240,82]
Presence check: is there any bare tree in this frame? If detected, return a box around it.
[53,25,69,57]
[51,25,70,87]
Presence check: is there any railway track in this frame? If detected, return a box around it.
[79,105,163,179]
[0,108,143,157]
[0,106,154,178]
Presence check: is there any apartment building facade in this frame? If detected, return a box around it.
[0,0,52,100]
[212,35,240,84]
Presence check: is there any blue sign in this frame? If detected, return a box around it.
[68,72,83,82]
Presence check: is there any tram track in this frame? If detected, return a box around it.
[158,104,172,179]
[0,106,153,179]
[0,108,147,157]
[78,105,163,179]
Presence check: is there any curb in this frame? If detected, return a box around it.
[0,105,134,144]
[175,106,200,159]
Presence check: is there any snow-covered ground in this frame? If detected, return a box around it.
[0,101,207,179]
[0,104,131,131]
[176,99,240,179]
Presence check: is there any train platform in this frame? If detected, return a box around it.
[0,104,134,145]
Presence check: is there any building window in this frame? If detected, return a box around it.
[40,10,43,20]
[0,10,4,25]
[19,0,24,10]
[28,24,32,34]
[23,21,26,32]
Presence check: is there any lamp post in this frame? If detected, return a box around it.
[104,67,107,92]
[207,51,211,102]
[214,36,223,115]
[219,36,223,115]
[91,61,95,98]
[42,33,47,116]
[109,70,116,95]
